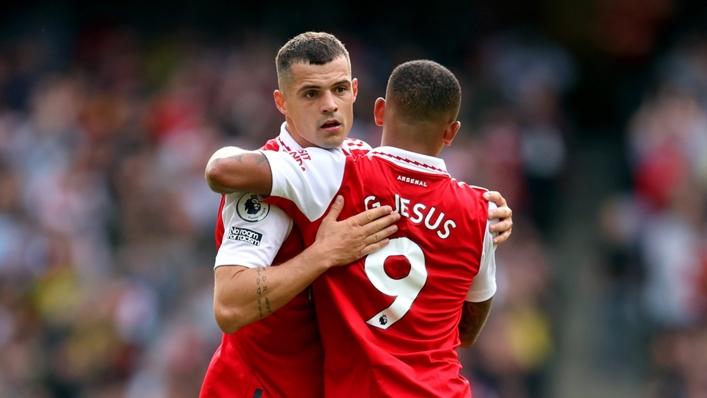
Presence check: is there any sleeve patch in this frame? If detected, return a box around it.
[237,193,270,222]
[227,226,263,246]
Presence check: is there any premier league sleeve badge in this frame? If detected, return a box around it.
[236,193,270,222]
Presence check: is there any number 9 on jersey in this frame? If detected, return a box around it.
[364,237,428,330]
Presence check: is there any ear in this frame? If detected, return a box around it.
[442,121,461,146]
[352,78,359,103]
[373,97,385,126]
[274,90,288,116]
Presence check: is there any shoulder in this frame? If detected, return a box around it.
[261,137,282,152]
[341,137,372,156]
[280,146,347,169]
[452,179,489,195]
[450,179,490,210]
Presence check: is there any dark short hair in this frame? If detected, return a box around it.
[275,32,350,88]
[386,60,461,122]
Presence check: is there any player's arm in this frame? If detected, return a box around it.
[207,145,345,223]
[459,202,499,347]
[205,146,272,195]
[483,191,513,244]
[214,196,400,333]
[458,297,493,348]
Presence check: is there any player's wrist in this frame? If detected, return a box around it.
[304,242,337,271]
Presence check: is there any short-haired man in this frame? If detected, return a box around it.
[202,33,513,398]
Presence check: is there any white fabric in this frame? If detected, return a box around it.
[214,192,293,269]
[370,146,448,174]
[263,143,497,300]
[213,124,303,269]
[214,122,373,269]
[466,201,498,302]
[262,147,347,222]
[263,145,450,222]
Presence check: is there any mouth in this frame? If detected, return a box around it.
[320,119,342,133]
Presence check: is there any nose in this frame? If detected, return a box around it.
[320,90,338,114]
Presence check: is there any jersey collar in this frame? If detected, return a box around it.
[276,122,304,152]
[277,122,347,155]
[371,146,448,175]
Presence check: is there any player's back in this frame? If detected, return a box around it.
[313,149,491,397]
[263,146,492,397]
[263,143,494,397]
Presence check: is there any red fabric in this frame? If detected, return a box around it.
[272,153,489,398]
[200,138,324,398]
[214,195,226,250]
[634,144,687,210]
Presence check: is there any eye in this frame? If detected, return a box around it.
[304,91,317,98]
[335,86,347,94]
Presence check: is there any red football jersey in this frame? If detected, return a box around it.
[263,146,497,398]
[200,124,372,398]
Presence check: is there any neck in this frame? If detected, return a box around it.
[285,120,316,148]
[380,122,444,157]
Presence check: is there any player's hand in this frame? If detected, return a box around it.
[483,191,513,244]
[313,195,400,268]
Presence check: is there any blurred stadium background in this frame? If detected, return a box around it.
[1,0,707,397]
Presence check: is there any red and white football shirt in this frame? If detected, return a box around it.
[200,123,371,398]
[262,146,497,398]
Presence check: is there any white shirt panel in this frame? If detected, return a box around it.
[262,147,347,222]
[466,202,498,302]
[370,146,448,174]
[341,137,373,154]
[214,191,293,269]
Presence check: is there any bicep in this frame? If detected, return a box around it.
[206,149,273,195]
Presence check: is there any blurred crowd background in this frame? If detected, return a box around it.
[0,1,706,397]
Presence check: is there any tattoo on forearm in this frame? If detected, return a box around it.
[256,268,271,318]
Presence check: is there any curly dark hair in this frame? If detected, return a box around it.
[386,60,461,123]
[275,32,350,89]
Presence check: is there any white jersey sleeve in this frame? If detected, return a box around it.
[261,148,346,222]
[214,192,293,269]
[466,202,498,302]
